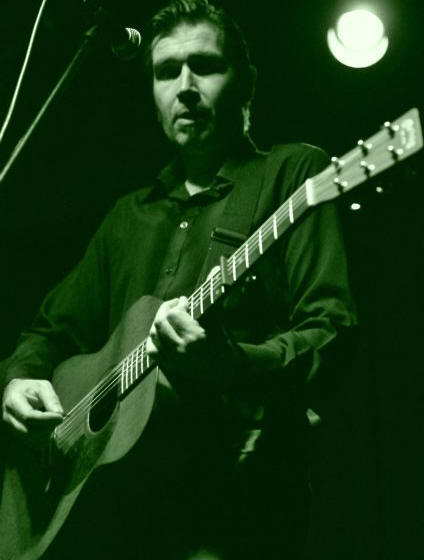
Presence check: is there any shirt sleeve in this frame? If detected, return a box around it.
[0,213,112,392]
[235,144,358,385]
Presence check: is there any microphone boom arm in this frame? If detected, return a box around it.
[1,26,104,185]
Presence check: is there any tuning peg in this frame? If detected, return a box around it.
[331,156,345,172]
[333,177,348,193]
[357,139,372,155]
[383,121,400,137]
[350,203,361,211]
[360,160,376,176]
[244,273,257,284]
[387,145,405,159]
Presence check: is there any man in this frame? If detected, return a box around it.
[1,1,357,558]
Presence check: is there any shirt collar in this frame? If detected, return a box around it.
[155,135,261,202]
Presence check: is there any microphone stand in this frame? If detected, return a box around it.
[0,25,100,184]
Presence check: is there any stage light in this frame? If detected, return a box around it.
[327,9,389,68]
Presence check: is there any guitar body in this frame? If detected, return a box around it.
[0,295,170,560]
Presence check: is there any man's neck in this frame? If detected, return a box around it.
[180,132,244,190]
[181,146,225,190]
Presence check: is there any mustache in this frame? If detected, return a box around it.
[173,107,210,122]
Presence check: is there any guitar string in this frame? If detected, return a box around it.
[187,142,393,320]
[56,203,296,443]
[56,153,380,445]
[57,266,228,443]
[57,145,389,444]
[57,276,222,441]
[56,142,392,445]
[182,184,310,313]
[57,362,133,443]
[59,339,160,442]
[165,134,388,315]
[57,186,315,444]
[57,339,156,440]
[59,189,300,440]
[57,363,159,446]
[211,140,392,296]
[58,268,238,444]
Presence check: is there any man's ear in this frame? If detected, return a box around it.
[240,64,257,106]
[248,65,257,102]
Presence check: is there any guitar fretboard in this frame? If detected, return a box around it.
[189,182,312,319]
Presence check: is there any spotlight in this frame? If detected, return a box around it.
[327,9,389,68]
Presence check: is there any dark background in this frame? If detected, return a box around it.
[0,1,423,558]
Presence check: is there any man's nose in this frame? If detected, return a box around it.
[177,64,199,105]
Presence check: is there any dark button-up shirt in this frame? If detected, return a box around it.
[1,139,357,441]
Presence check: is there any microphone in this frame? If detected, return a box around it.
[110,26,143,61]
[85,3,143,60]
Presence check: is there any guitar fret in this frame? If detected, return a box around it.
[119,340,155,396]
[129,353,134,385]
[200,285,204,314]
[289,197,294,223]
[245,244,250,268]
[210,276,214,304]
[141,343,146,374]
[133,352,137,383]
[121,363,125,394]
[189,296,194,318]
[122,358,126,391]
[122,358,128,392]
[258,229,263,254]
[273,214,278,239]
[232,257,237,281]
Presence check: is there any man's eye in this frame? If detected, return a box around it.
[189,56,227,76]
[154,64,181,80]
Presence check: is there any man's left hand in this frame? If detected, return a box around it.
[146,296,207,369]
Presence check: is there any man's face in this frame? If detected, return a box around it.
[152,22,240,150]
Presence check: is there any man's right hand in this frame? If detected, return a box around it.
[2,379,64,439]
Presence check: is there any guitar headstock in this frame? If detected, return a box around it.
[312,108,423,205]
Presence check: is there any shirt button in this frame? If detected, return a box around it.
[179,220,189,230]
[165,267,173,274]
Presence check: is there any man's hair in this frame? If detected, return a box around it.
[144,0,256,132]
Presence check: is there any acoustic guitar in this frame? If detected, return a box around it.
[0,108,422,560]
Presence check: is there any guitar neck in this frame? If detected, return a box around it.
[119,107,423,396]
[188,182,311,320]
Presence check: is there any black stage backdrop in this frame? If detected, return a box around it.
[0,1,423,559]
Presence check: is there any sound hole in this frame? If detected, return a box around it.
[88,383,118,433]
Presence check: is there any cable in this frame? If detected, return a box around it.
[0,0,49,145]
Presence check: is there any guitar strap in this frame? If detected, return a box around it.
[195,145,284,287]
